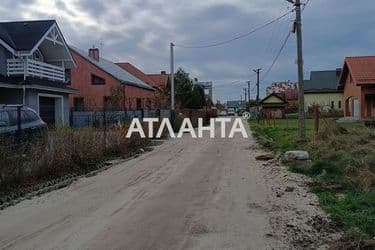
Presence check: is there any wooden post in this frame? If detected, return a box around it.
[103,106,107,148]
[313,105,319,144]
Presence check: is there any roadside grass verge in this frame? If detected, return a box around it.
[0,125,151,203]
[250,118,375,241]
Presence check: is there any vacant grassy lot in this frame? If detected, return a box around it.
[250,118,375,241]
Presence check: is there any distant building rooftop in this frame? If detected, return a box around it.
[304,69,342,93]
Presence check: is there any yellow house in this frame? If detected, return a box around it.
[304,70,343,112]
[260,93,287,118]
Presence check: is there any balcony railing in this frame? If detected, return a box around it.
[7,58,65,82]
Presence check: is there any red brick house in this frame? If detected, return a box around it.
[115,62,157,108]
[338,56,375,119]
[68,47,155,111]
[147,71,169,89]
[147,71,170,109]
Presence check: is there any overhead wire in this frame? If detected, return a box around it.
[174,9,294,49]
[261,30,292,82]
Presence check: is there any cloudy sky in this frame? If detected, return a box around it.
[1,0,374,102]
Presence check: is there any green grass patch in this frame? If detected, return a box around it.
[315,189,375,240]
[250,118,375,239]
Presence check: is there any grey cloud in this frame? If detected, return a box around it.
[0,0,374,101]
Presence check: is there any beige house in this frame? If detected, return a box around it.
[260,93,287,118]
[304,70,343,112]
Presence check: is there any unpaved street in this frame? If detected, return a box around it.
[0,119,335,249]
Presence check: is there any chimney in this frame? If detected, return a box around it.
[88,47,99,61]
[160,70,166,75]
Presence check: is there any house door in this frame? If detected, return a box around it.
[353,99,360,119]
[39,96,56,126]
[366,94,375,118]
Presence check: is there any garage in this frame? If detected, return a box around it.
[39,96,56,125]
[38,94,65,126]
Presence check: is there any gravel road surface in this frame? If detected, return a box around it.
[0,118,336,250]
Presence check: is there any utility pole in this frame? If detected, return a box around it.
[170,42,175,111]
[286,0,306,139]
[244,88,247,108]
[247,81,251,111]
[253,68,262,122]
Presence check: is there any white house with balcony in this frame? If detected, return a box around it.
[0,20,77,125]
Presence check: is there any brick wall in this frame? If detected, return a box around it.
[68,50,155,110]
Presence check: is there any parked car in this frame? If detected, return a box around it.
[0,105,47,142]
[219,110,228,116]
[227,108,235,116]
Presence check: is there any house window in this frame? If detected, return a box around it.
[331,101,334,109]
[136,98,142,109]
[104,96,119,110]
[91,74,106,85]
[73,97,85,111]
[146,98,152,109]
[338,101,342,109]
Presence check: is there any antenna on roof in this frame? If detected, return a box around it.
[99,41,104,55]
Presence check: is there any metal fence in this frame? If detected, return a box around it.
[69,109,171,128]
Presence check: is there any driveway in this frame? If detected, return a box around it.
[0,118,333,249]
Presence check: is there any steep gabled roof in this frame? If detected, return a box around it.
[260,93,287,104]
[339,56,375,86]
[70,47,154,91]
[116,62,156,87]
[147,73,169,88]
[304,70,342,93]
[0,20,55,51]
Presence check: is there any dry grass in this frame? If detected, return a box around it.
[0,125,150,190]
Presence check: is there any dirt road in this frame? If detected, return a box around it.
[0,119,336,249]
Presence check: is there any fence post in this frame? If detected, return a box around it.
[16,105,22,148]
[69,108,73,127]
[103,107,107,148]
[313,105,319,144]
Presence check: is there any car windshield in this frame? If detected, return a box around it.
[0,111,10,126]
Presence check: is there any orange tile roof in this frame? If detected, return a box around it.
[116,62,156,87]
[147,73,169,88]
[344,56,375,85]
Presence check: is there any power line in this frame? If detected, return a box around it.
[174,10,294,49]
[260,0,310,82]
[261,30,292,82]
[302,0,311,12]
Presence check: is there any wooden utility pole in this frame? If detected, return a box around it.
[247,81,250,111]
[170,42,175,111]
[244,88,247,107]
[288,0,306,139]
[253,68,262,122]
